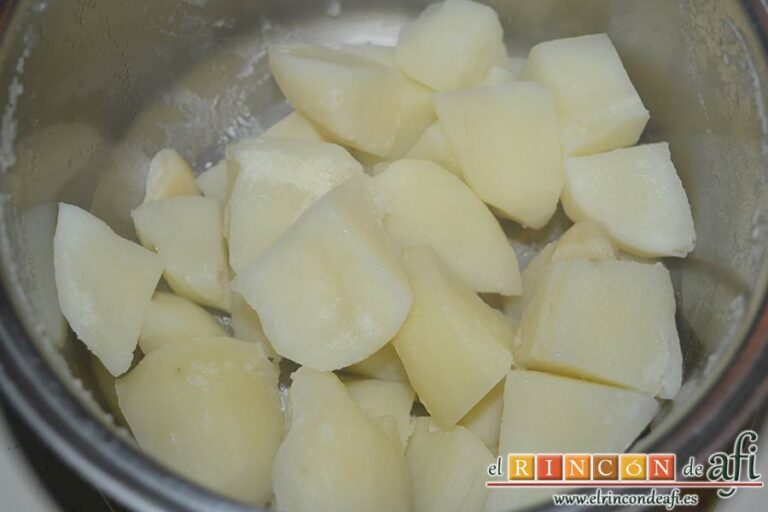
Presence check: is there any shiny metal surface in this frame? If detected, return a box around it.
[0,1,766,511]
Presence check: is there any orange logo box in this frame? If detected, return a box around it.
[508,454,535,480]
[593,455,619,480]
[620,454,647,480]
[536,455,563,480]
[648,454,676,480]
[564,454,591,480]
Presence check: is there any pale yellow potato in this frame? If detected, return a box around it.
[459,380,504,454]
[522,33,649,156]
[396,0,504,91]
[269,45,433,158]
[562,143,696,258]
[405,122,462,178]
[434,82,563,229]
[517,259,682,398]
[195,160,229,203]
[138,292,226,354]
[230,293,280,362]
[226,137,362,273]
[374,159,521,295]
[485,370,659,511]
[393,246,513,427]
[273,368,411,512]
[90,355,126,424]
[407,418,493,512]
[232,176,412,371]
[552,221,618,261]
[501,243,556,321]
[116,337,282,506]
[54,204,163,376]
[343,344,409,383]
[262,111,329,142]
[144,148,200,203]
[346,379,415,449]
[481,66,516,86]
[132,196,230,312]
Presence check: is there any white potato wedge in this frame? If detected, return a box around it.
[117,337,282,506]
[262,111,329,142]
[232,176,412,371]
[434,82,563,229]
[138,292,226,354]
[518,259,682,398]
[393,246,513,427]
[273,368,411,512]
[501,243,556,321]
[374,159,521,295]
[231,293,280,361]
[485,370,659,511]
[195,160,229,203]
[132,196,230,311]
[408,418,493,512]
[459,381,504,454]
[552,221,617,261]
[54,204,163,376]
[343,344,409,383]
[346,379,415,449]
[396,0,504,91]
[226,137,362,273]
[522,33,649,156]
[144,148,200,203]
[481,66,516,86]
[562,143,696,258]
[405,122,462,178]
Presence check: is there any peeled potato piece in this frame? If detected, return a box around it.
[90,355,126,424]
[138,292,226,354]
[486,370,659,511]
[54,204,163,376]
[434,82,563,229]
[405,122,462,178]
[196,160,229,203]
[393,246,513,427]
[144,148,200,203]
[343,344,409,383]
[562,142,696,258]
[226,137,362,273]
[552,220,617,261]
[233,176,412,371]
[518,259,682,398]
[273,368,411,512]
[459,381,504,454]
[374,159,521,295]
[501,243,556,321]
[231,293,280,362]
[481,66,517,86]
[407,418,493,512]
[262,111,329,142]
[116,337,282,506]
[346,379,415,449]
[522,33,649,156]
[132,196,230,312]
[396,0,504,91]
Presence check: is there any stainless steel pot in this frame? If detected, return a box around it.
[0,1,767,511]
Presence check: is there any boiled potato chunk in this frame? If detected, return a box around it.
[434,82,563,229]
[116,337,282,506]
[562,143,696,258]
[552,221,617,261]
[91,356,126,424]
[374,160,522,295]
[522,33,649,156]
[518,259,682,398]
[481,66,517,86]
[132,196,230,311]
[459,381,504,454]
[343,344,409,383]
[144,148,200,203]
[396,0,504,91]
[405,122,462,178]
[226,137,362,273]
[231,293,280,361]
[195,160,229,203]
[407,418,493,512]
[138,292,226,354]
[54,204,163,376]
[262,111,329,142]
[232,176,412,371]
[346,379,415,449]
[273,368,411,512]
[486,370,659,511]
[501,243,556,321]
[393,246,513,427]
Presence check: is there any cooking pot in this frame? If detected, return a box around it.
[0,0,767,510]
